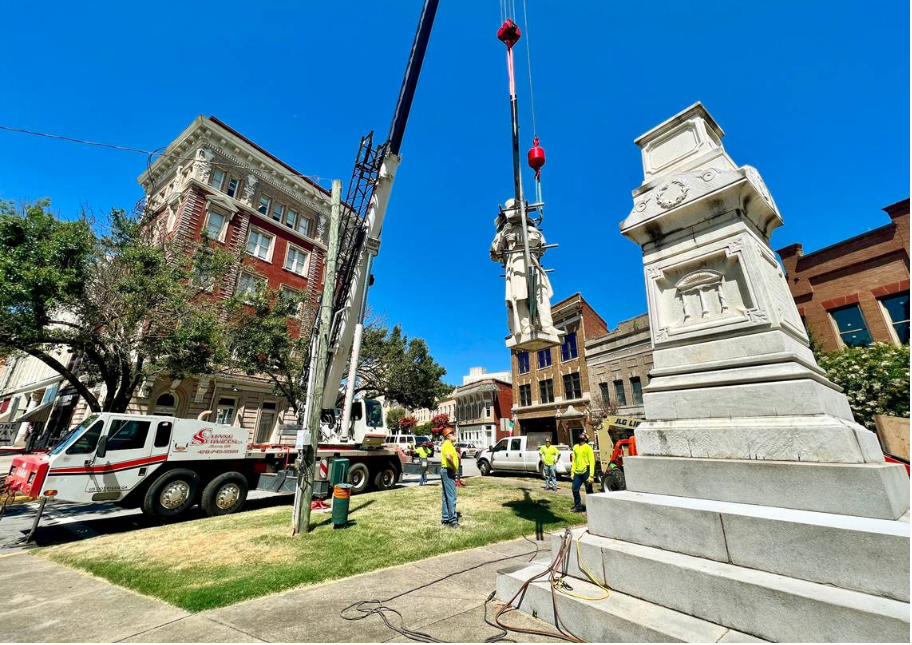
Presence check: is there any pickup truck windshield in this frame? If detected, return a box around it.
[49,415,99,456]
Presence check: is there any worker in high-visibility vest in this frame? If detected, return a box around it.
[415,442,431,486]
[571,432,596,512]
[539,438,560,491]
[439,427,461,527]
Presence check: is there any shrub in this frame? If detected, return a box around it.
[817,343,910,430]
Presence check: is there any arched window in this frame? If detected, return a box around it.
[153,392,178,415]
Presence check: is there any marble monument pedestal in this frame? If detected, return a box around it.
[495,103,910,642]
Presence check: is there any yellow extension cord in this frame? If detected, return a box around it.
[550,530,611,601]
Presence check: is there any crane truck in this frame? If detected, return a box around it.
[2,0,441,525]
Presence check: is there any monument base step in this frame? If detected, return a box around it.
[625,455,910,520]
[548,530,909,643]
[496,559,766,643]
[584,491,909,601]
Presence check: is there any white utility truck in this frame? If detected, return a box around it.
[475,433,571,478]
[5,399,405,520]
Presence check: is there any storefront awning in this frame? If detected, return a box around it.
[16,402,53,423]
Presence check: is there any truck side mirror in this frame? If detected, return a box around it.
[96,436,107,459]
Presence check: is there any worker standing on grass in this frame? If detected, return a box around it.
[571,433,596,512]
[440,427,460,527]
[539,437,560,491]
[416,442,431,486]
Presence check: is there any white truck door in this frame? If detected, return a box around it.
[506,437,525,471]
[489,438,510,470]
[85,416,165,498]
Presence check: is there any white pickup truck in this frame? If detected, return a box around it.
[475,433,571,478]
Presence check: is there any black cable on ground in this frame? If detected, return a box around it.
[339,535,543,643]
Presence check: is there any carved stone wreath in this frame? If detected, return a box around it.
[656,179,689,209]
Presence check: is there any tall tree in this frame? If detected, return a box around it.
[0,200,232,413]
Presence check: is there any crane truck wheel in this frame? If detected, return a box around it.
[142,468,200,519]
[201,471,249,517]
[373,463,398,491]
[478,460,491,476]
[347,463,370,495]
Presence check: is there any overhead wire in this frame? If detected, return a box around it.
[0,124,330,186]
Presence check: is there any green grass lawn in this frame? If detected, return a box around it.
[39,478,584,612]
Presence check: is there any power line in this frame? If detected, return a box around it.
[0,124,330,185]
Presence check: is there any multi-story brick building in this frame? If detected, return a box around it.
[777,198,909,352]
[510,293,609,444]
[453,367,512,448]
[585,313,653,419]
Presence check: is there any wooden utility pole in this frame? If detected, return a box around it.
[292,179,342,536]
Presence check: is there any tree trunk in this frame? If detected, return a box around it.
[20,346,101,412]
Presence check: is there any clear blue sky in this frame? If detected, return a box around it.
[1,1,908,385]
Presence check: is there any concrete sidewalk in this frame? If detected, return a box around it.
[0,536,565,643]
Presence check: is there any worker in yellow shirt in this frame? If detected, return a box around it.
[415,442,431,486]
[539,437,560,491]
[571,432,595,512]
[439,428,461,527]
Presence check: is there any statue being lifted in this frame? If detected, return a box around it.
[491,199,561,350]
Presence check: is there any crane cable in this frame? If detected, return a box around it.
[519,0,545,222]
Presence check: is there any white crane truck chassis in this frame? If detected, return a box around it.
[4,411,405,520]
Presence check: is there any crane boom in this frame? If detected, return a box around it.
[304,0,441,441]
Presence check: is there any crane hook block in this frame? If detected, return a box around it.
[527,136,545,177]
[497,19,521,48]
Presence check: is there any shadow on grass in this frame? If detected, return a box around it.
[312,499,375,528]
[502,489,563,540]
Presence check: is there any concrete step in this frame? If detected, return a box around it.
[552,531,909,643]
[496,559,766,643]
[583,491,910,602]
[624,455,910,520]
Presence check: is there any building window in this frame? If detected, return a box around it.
[225,177,240,198]
[246,228,274,261]
[209,169,226,191]
[236,272,266,301]
[560,332,578,362]
[285,246,310,276]
[830,304,872,347]
[539,379,554,404]
[296,214,312,237]
[255,401,278,443]
[258,196,272,216]
[215,397,237,425]
[879,292,910,344]
[517,351,530,374]
[537,348,552,369]
[272,203,285,223]
[485,401,492,418]
[630,377,643,405]
[614,380,627,406]
[284,208,298,230]
[519,384,532,407]
[599,382,610,407]
[563,372,582,400]
[204,208,228,242]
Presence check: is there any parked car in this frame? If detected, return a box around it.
[384,434,433,456]
[476,434,571,477]
[454,442,479,458]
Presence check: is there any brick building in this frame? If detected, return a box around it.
[511,293,609,444]
[453,368,512,448]
[777,198,909,352]
[585,313,653,419]
[41,116,334,446]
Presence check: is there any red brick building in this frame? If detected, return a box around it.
[777,198,910,352]
[511,293,609,444]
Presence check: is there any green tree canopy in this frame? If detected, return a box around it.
[385,406,408,429]
[0,200,232,412]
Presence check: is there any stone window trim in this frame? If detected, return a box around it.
[246,227,275,263]
[284,244,310,277]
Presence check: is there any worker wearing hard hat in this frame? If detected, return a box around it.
[539,437,560,491]
[571,433,596,512]
[415,442,432,486]
[439,428,460,527]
